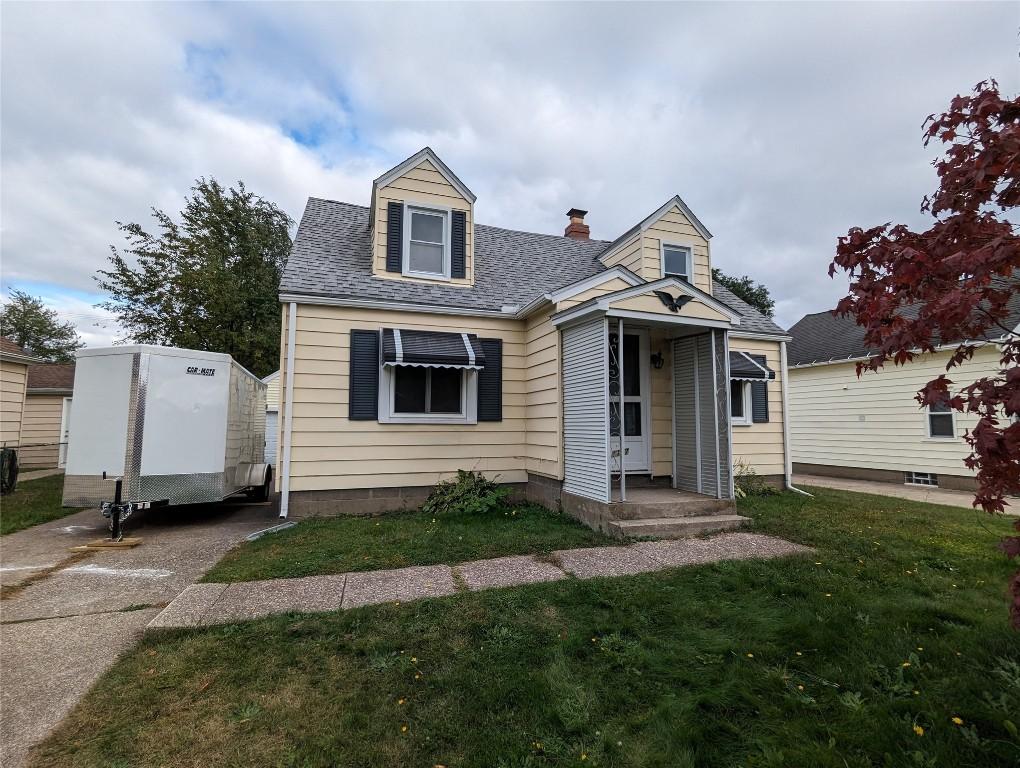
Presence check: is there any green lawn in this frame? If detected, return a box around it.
[0,473,72,535]
[203,502,614,582]
[31,487,1020,767]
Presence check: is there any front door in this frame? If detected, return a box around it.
[609,330,649,473]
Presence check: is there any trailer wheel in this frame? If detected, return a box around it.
[253,466,272,503]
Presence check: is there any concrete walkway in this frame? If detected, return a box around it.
[793,473,1017,515]
[150,532,812,629]
[0,500,277,768]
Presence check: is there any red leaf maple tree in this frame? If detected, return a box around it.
[829,79,1020,627]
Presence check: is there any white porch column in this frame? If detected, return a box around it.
[617,317,625,502]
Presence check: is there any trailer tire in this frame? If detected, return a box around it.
[253,466,272,503]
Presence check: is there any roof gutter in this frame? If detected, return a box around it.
[788,335,1008,369]
[0,351,44,365]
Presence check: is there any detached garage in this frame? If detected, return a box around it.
[263,370,279,466]
[20,363,75,468]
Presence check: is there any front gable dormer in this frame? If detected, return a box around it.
[370,148,476,286]
[598,196,713,293]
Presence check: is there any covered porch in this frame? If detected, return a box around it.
[551,278,762,537]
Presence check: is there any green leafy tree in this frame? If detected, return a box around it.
[97,179,292,377]
[712,268,775,318]
[0,289,83,361]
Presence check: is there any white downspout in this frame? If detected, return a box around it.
[279,301,298,517]
[780,340,812,497]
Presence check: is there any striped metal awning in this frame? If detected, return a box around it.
[381,329,486,369]
[729,351,776,381]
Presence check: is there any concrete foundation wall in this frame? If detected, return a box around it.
[794,462,976,492]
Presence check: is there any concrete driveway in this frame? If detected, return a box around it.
[0,499,277,767]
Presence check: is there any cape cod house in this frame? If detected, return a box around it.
[275,148,792,535]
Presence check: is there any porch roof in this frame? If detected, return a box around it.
[550,276,743,331]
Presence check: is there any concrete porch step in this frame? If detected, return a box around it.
[610,495,736,520]
[607,514,750,539]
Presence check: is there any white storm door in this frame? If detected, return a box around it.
[609,330,650,472]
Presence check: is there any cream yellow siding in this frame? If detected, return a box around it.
[640,205,712,291]
[265,373,280,410]
[601,204,713,290]
[730,338,785,477]
[372,159,474,286]
[788,346,994,478]
[525,310,562,479]
[598,234,642,275]
[610,292,731,323]
[555,278,636,311]
[281,304,526,492]
[20,393,66,467]
[649,329,674,477]
[0,359,28,448]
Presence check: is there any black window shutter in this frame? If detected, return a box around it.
[451,210,467,279]
[751,381,769,423]
[477,338,502,421]
[349,330,380,420]
[386,202,403,272]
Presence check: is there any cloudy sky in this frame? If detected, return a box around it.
[2,1,1017,345]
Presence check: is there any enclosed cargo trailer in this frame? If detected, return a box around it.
[63,346,271,532]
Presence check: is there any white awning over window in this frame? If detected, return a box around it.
[381,329,485,369]
[729,351,776,381]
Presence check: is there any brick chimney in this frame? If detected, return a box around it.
[564,208,590,240]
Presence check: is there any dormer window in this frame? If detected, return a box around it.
[662,243,692,282]
[404,203,450,279]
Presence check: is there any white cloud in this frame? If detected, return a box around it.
[2,0,1017,336]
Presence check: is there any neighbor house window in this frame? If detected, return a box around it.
[905,471,939,487]
[662,244,692,282]
[927,400,955,438]
[730,380,751,426]
[403,204,450,279]
[393,366,463,415]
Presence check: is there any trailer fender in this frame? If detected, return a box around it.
[237,462,272,489]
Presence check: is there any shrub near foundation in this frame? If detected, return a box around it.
[422,470,510,517]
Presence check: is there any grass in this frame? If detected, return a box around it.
[30,487,1020,767]
[0,473,73,535]
[203,502,614,582]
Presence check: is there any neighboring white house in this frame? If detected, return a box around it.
[786,309,1014,491]
[263,370,279,465]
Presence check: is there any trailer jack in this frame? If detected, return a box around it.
[97,471,167,542]
[100,478,132,542]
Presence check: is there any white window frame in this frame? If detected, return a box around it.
[730,380,752,426]
[402,202,452,281]
[925,402,956,440]
[905,471,939,487]
[378,365,478,425]
[660,242,693,282]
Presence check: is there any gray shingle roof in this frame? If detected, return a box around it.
[788,276,1020,366]
[282,197,786,336]
[787,312,872,366]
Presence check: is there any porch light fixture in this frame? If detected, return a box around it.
[651,351,665,370]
